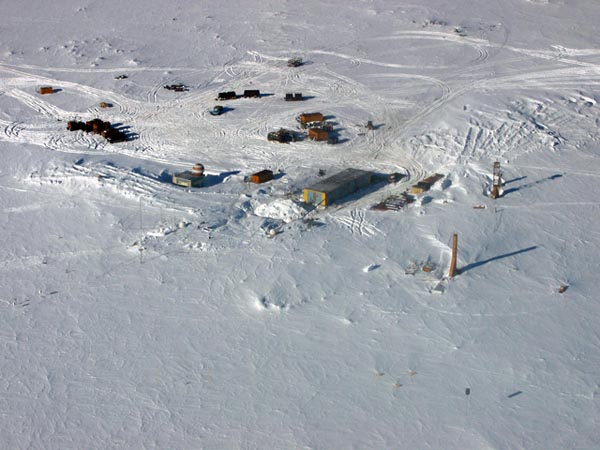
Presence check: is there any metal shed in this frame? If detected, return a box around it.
[303,168,373,207]
[172,171,205,188]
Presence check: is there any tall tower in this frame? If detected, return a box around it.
[490,161,503,199]
[448,233,458,278]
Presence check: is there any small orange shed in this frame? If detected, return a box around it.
[38,86,54,95]
[249,169,274,184]
[297,112,324,125]
[308,128,329,141]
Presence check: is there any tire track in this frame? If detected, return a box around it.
[3,121,25,138]
[0,63,146,120]
[5,89,71,120]
[334,209,381,237]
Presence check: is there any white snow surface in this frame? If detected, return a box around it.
[254,199,305,223]
[1,0,600,448]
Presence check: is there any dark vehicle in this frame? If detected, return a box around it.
[209,105,224,116]
[164,83,189,92]
[285,93,303,101]
[217,91,237,100]
[243,89,260,98]
[267,128,297,143]
[102,127,128,143]
[115,74,128,80]
[287,57,303,67]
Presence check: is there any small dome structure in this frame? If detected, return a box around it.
[192,163,205,176]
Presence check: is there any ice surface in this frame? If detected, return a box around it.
[1,0,600,448]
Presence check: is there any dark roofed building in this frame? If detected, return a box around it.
[303,168,373,207]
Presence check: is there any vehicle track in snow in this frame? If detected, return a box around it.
[5,89,71,120]
[66,163,200,213]
[334,209,382,237]
[3,121,24,138]
[0,63,146,113]
[7,41,599,215]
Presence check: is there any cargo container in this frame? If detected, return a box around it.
[303,168,373,207]
[297,112,324,126]
[249,169,274,184]
[243,89,260,98]
[421,173,444,185]
[217,91,237,100]
[38,86,54,95]
[308,128,329,141]
[410,173,444,194]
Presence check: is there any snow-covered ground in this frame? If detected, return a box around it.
[1,1,600,448]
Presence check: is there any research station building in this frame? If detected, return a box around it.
[303,168,373,207]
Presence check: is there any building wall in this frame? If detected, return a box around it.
[173,176,192,187]
[304,189,327,206]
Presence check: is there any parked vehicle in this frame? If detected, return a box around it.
[209,105,224,116]
[164,83,188,92]
[288,57,303,67]
[217,91,237,100]
[285,93,303,101]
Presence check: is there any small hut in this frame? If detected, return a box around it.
[297,112,324,127]
[173,164,206,188]
[38,86,54,95]
[249,169,274,184]
[308,128,329,141]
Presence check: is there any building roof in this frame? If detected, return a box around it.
[174,170,204,180]
[305,168,372,193]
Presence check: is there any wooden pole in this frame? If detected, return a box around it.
[449,233,458,278]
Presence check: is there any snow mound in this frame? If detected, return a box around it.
[363,264,380,273]
[254,199,305,223]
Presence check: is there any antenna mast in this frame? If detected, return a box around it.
[490,161,503,199]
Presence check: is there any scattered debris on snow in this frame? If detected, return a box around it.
[254,199,305,223]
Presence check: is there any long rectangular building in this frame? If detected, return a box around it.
[303,168,373,207]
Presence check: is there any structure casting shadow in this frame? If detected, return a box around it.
[459,246,538,274]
